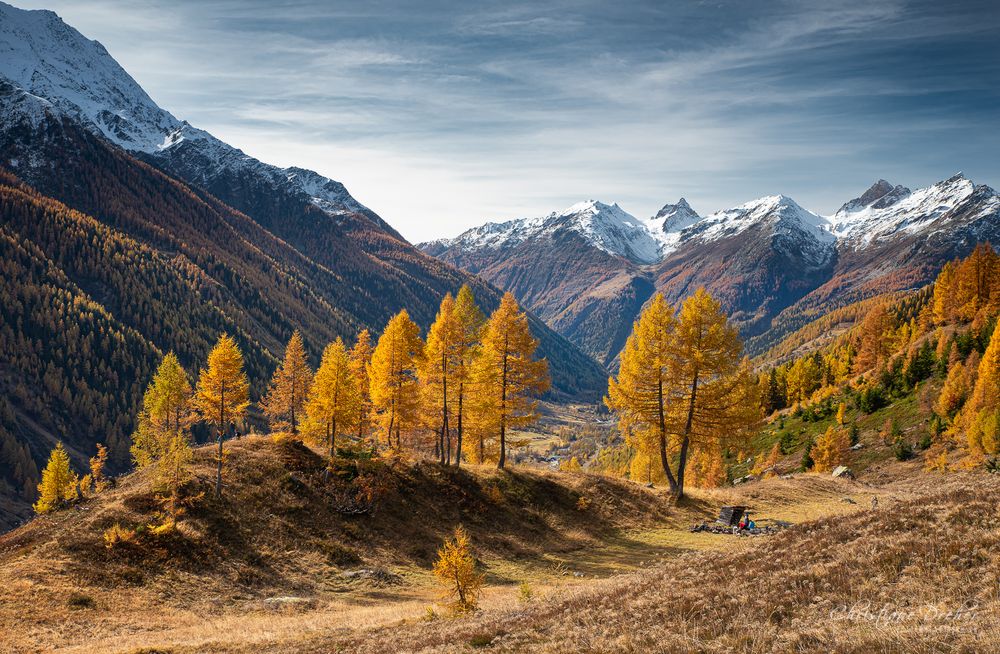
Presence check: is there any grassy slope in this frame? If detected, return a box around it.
[282,470,1000,654]
[0,436,673,653]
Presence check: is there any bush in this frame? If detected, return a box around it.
[893,438,913,461]
[778,432,796,455]
[67,593,95,609]
[800,441,814,472]
[849,424,860,446]
[103,523,138,549]
[857,386,887,413]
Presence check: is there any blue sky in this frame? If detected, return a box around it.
[11,0,1000,242]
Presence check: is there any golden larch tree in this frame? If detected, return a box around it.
[131,351,193,468]
[471,293,549,469]
[453,284,485,466]
[607,294,677,488]
[34,442,78,514]
[306,338,359,462]
[610,289,759,499]
[421,293,462,464]
[370,310,424,451]
[933,260,959,324]
[433,525,484,613]
[350,329,374,443]
[262,330,313,437]
[962,326,1000,456]
[194,333,250,498]
[854,304,895,374]
[812,426,850,473]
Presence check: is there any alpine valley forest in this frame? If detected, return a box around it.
[3,2,1000,653]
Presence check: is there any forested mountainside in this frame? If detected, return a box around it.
[425,178,1000,364]
[0,4,606,530]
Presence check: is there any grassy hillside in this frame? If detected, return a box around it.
[318,471,1000,654]
[0,436,673,653]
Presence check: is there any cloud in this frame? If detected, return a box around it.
[8,0,1000,242]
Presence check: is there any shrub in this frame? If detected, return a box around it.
[103,523,138,549]
[800,440,814,472]
[518,581,534,604]
[67,593,95,609]
[893,438,913,461]
[576,495,592,511]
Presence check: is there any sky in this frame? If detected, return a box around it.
[9,0,1000,242]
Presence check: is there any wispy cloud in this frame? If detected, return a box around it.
[9,0,1000,241]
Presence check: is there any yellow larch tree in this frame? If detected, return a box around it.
[262,330,313,437]
[961,326,1000,457]
[854,304,895,374]
[420,293,462,464]
[955,243,999,321]
[306,338,359,463]
[453,284,485,466]
[607,294,677,489]
[34,442,78,514]
[194,333,250,498]
[370,310,424,451]
[933,260,959,324]
[131,351,193,468]
[470,293,549,469]
[664,289,760,498]
[349,329,374,444]
[433,525,484,613]
[812,426,850,473]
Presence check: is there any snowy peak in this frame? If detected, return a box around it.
[0,1,371,219]
[429,200,663,264]
[831,173,998,245]
[686,195,834,244]
[0,2,181,152]
[837,179,911,215]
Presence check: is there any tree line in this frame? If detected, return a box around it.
[33,288,550,518]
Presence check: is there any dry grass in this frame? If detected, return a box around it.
[297,472,1000,654]
[5,435,992,654]
[0,435,673,654]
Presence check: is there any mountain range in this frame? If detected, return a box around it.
[0,2,605,530]
[422,175,1000,366]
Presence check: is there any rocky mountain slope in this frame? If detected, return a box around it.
[424,176,1000,363]
[0,2,607,530]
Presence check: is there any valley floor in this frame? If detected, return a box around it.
[5,439,981,654]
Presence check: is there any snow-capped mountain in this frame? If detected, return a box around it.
[643,198,701,254]
[424,174,1000,363]
[429,200,663,265]
[0,1,373,225]
[831,173,1000,247]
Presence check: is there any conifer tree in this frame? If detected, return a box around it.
[370,310,423,451]
[350,329,374,443]
[421,293,461,464]
[836,402,847,426]
[933,260,959,324]
[854,305,895,374]
[471,293,549,469]
[962,326,1000,455]
[87,443,110,494]
[453,285,485,466]
[159,432,193,527]
[306,338,359,463]
[262,330,313,436]
[607,293,676,485]
[608,290,759,499]
[194,334,250,498]
[433,525,483,613]
[34,442,78,514]
[812,426,849,473]
[132,352,193,469]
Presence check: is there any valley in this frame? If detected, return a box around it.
[1,2,999,653]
